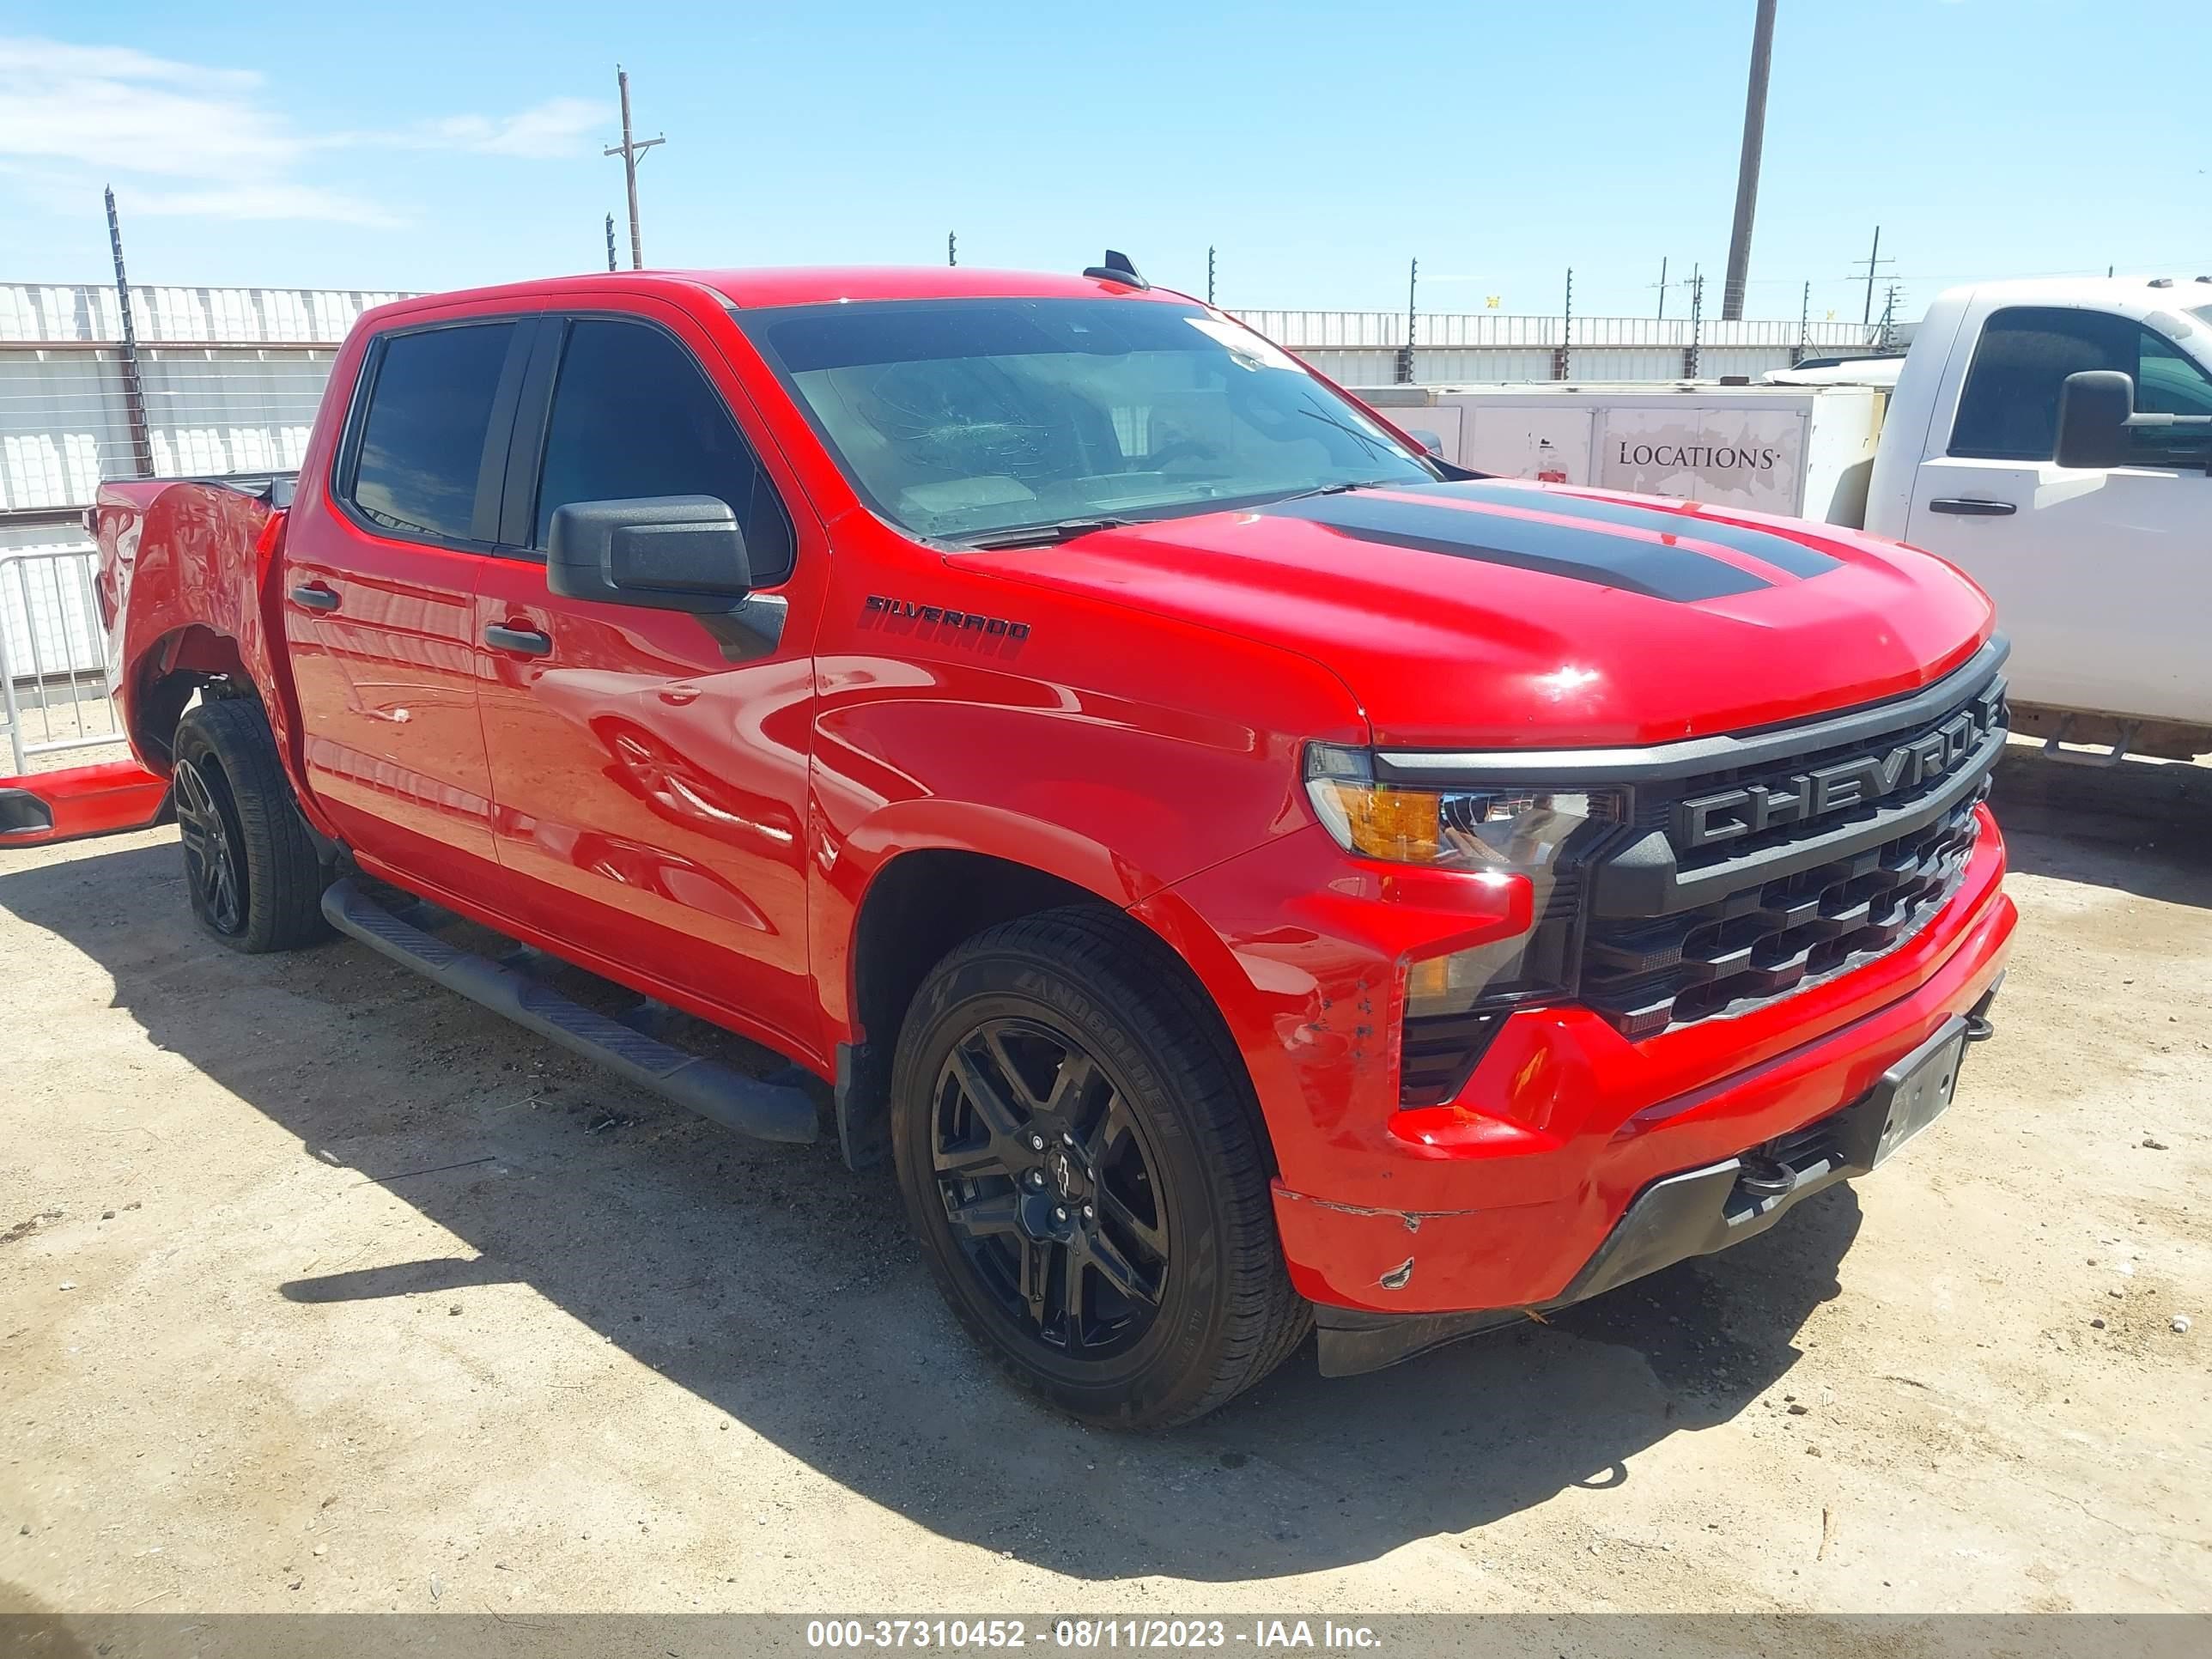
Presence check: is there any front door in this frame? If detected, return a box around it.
[283,316,528,896]
[1905,303,2212,725]
[472,304,822,1053]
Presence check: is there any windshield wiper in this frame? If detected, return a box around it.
[1271,477,1407,505]
[964,517,1131,550]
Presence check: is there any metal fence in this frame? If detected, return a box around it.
[1,547,122,773]
[1237,310,1890,386]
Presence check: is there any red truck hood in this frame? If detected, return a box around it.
[963,479,1996,748]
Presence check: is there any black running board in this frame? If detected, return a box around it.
[320,878,818,1146]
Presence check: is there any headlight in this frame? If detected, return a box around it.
[1303,744,1620,870]
[1304,744,1623,1090]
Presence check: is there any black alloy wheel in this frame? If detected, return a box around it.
[169,698,329,954]
[173,754,246,936]
[930,1017,1170,1359]
[891,908,1310,1427]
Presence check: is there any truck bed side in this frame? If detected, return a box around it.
[94,477,303,781]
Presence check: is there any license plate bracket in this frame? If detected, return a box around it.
[1844,1015,1972,1171]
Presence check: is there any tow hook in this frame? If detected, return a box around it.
[1735,1153,1796,1197]
[1964,974,2003,1044]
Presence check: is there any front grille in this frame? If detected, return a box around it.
[1581,790,1984,1040]
[1573,665,2006,1042]
[1380,647,2006,1103]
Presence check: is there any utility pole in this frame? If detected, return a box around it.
[104,186,154,479]
[605,214,617,273]
[1721,0,1778,321]
[1397,257,1418,385]
[947,231,957,267]
[1687,264,1705,379]
[1796,277,1810,364]
[1850,225,1893,327]
[1878,282,1902,349]
[1656,255,1669,321]
[602,65,665,270]
[1206,245,1216,307]
[1556,267,1573,380]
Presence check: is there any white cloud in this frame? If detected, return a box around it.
[128,183,405,229]
[392,98,610,161]
[0,35,610,228]
[0,36,298,179]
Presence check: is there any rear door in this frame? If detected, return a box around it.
[283,313,530,893]
[1905,304,2212,724]
[471,301,824,1052]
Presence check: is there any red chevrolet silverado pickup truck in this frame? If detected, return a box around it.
[91,259,2015,1427]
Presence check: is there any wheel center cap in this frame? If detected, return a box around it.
[1046,1146,1080,1200]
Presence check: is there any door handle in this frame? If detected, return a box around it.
[1926,498,2017,517]
[290,583,341,611]
[483,623,553,657]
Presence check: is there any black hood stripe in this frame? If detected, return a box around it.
[1261,490,1771,602]
[1436,479,1844,579]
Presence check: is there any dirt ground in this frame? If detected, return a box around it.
[1,747,2206,1618]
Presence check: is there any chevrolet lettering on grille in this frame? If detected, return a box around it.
[1672,681,2005,854]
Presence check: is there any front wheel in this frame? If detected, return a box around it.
[891,908,1308,1428]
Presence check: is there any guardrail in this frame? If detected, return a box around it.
[1,548,124,774]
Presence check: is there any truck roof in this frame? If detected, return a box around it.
[358,266,1190,326]
[1938,275,2212,307]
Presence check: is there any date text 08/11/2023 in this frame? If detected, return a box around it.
[803,1617,1383,1650]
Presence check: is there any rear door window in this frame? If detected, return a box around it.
[1949,305,2212,466]
[532,319,794,583]
[347,322,518,542]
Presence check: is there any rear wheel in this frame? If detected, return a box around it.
[891,908,1307,1428]
[171,698,329,953]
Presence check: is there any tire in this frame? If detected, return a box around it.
[891,906,1309,1428]
[171,697,329,953]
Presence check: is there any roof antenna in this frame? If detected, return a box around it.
[1083,249,1149,290]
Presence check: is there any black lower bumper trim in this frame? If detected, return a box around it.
[1314,984,2000,1378]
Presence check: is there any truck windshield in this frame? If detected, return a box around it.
[744,298,1437,540]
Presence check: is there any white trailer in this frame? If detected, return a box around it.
[1358,381,1886,526]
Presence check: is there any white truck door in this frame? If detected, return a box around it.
[1905,302,2212,727]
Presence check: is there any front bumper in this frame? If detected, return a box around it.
[0,760,169,846]
[1312,984,2000,1376]
[1133,805,2015,1324]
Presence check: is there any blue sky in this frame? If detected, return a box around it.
[3,1,2207,321]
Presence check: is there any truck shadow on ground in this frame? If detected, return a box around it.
[3,838,1863,1583]
[1990,748,2212,910]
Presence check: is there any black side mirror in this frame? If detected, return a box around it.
[547,495,751,612]
[2054,370,2134,469]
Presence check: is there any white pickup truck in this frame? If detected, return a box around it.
[1368,277,2212,759]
